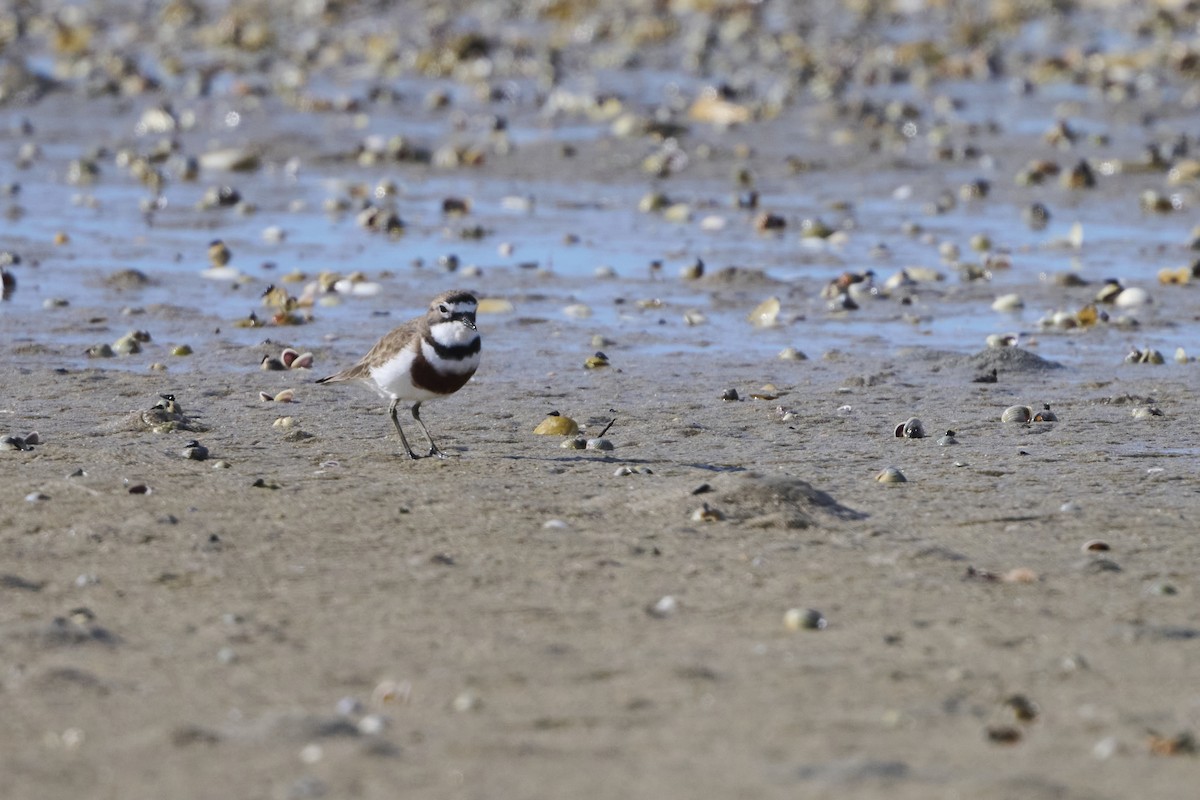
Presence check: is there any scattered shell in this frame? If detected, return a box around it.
[682,309,707,326]
[280,348,313,369]
[561,436,586,450]
[533,414,578,436]
[1002,567,1039,584]
[747,296,781,327]
[1032,404,1058,422]
[679,258,704,280]
[199,148,261,172]
[1131,406,1164,420]
[112,332,142,355]
[181,440,209,461]
[1175,347,1188,364]
[563,303,591,319]
[171,344,193,356]
[875,467,907,484]
[783,608,827,631]
[154,394,182,415]
[986,333,1019,348]
[85,343,115,358]
[648,595,678,618]
[207,239,231,267]
[721,388,739,402]
[1001,405,1033,423]
[689,90,751,126]
[991,293,1024,312]
[1114,287,1151,308]
[1125,347,1164,365]
[476,297,514,314]
[1147,732,1196,756]
[753,212,786,232]
[1158,266,1191,285]
[260,389,295,402]
[987,726,1022,745]
[1082,539,1110,553]
[937,430,959,446]
[690,503,724,522]
[584,352,610,369]
[778,347,807,361]
[894,417,925,439]
[585,438,614,451]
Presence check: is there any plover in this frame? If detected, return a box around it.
[317,290,480,459]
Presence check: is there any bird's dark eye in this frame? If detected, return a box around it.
[438,304,448,313]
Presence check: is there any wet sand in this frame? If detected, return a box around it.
[4,2,1200,798]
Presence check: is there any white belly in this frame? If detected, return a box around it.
[367,340,479,402]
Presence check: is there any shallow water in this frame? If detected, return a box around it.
[5,14,1200,376]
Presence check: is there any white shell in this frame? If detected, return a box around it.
[1002,405,1033,423]
[991,293,1024,312]
[1114,287,1151,308]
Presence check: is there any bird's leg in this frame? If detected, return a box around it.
[411,402,445,458]
[389,399,419,459]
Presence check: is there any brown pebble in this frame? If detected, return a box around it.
[986,725,1022,744]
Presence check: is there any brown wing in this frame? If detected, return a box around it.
[315,319,421,384]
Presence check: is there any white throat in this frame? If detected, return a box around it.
[429,319,477,346]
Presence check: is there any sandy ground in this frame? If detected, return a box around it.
[4,306,1200,799]
[4,1,1200,798]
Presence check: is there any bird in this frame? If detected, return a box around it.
[316,290,480,459]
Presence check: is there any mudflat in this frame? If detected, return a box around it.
[3,2,1200,798]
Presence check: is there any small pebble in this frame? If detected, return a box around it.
[1093,737,1121,760]
[357,715,386,735]
[452,691,480,712]
[721,388,739,401]
[648,595,678,618]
